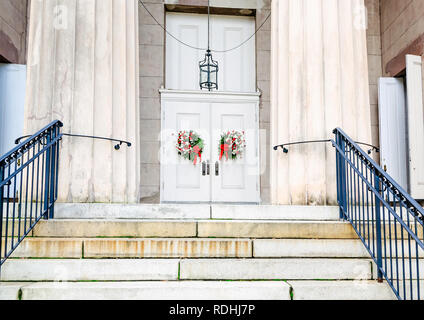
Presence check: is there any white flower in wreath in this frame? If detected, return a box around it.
[219,130,246,161]
[176,130,204,165]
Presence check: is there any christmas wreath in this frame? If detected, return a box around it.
[176,130,204,165]
[219,130,246,161]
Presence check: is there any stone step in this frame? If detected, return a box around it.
[53,203,340,221]
[54,204,211,220]
[0,283,27,300]
[6,281,292,300]
[1,258,373,281]
[5,218,416,239]
[253,239,424,258]
[30,219,358,239]
[8,237,423,259]
[179,258,373,280]
[1,220,32,237]
[0,259,179,281]
[371,259,424,280]
[9,238,83,258]
[2,219,346,238]
[254,239,369,258]
[10,238,252,258]
[197,220,357,239]
[1,280,398,300]
[32,219,197,238]
[212,205,340,220]
[288,281,397,300]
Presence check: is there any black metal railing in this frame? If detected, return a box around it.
[273,139,379,155]
[0,120,63,275]
[332,128,424,300]
[15,133,132,150]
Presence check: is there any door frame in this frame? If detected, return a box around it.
[159,89,261,204]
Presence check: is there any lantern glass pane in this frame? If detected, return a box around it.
[209,69,217,84]
[200,69,208,83]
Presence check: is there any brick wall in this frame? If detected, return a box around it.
[380,0,424,73]
[139,1,165,203]
[380,0,424,114]
[0,0,29,64]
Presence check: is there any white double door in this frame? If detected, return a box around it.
[161,91,260,203]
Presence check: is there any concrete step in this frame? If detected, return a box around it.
[10,238,83,258]
[5,219,413,239]
[53,203,340,221]
[10,238,252,258]
[54,204,211,220]
[179,258,373,280]
[288,281,397,300]
[253,239,424,258]
[10,238,363,259]
[0,283,27,300]
[32,219,197,238]
[254,239,369,258]
[1,280,397,300]
[9,237,423,259]
[30,219,358,239]
[212,205,340,220]
[1,258,373,281]
[197,220,357,239]
[10,238,368,259]
[1,220,31,237]
[0,259,179,281]
[7,281,292,300]
[371,259,424,280]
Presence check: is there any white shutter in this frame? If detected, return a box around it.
[406,55,424,199]
[0,63,26,199]
[0,64,26,156]
[378,77,408,191]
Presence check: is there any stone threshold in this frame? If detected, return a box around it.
[53,203,340,220]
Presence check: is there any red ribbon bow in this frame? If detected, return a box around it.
[219,144,230,161]
[192,145,202,165]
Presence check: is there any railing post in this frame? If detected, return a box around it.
[0,164,4,273]
[336,132,347,220]
[0,164,4,213]
[374,172,384,282]
[43,131,51,220]
[48,127,57,219]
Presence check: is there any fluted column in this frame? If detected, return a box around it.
[270,0,372,205]
[24,0,140,203]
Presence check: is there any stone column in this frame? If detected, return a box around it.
[24,0,140,203]
[270,0,372,205]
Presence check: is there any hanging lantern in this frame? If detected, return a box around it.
[199,49,218,91]
[199,0,218,91]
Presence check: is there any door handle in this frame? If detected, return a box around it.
[215,161,219,176]
[202,161,206,176]
[207,160,210,175]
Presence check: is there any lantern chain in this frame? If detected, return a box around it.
[138,0,271,53]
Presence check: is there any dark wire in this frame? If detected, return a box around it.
[138,0,271,53]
